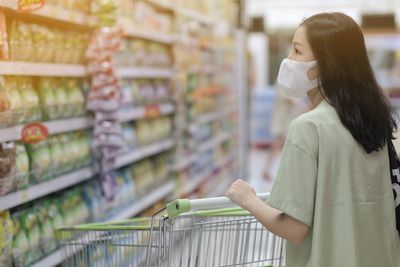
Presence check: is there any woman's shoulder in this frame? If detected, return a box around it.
[290,100,337,130]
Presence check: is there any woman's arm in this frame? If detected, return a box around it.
[225,179,310,245]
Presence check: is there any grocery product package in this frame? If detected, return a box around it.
[0,142,16,196]
[0,211,13,266]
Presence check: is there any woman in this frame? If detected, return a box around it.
[226,12,400,266]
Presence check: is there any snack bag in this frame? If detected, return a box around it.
[0,142,16,196]
[54,78,68,119]
[35,200,57,255]
[21,209,42,263]
[18,77,41,122]
[65,79,85,117]
[38,78,57,120]
[47,199,65,239]
[14,142,29,191]
[4,76,23,125]
[0,211,13,267]
[26,140,52,183]
[11,210,30,267]
[8,20,33,61]
[0,76,11,127]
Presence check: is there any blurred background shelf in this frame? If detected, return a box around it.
[0,61,87,77]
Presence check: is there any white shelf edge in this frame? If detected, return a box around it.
[199,130,233,152]
[118,103,175,123]
[117,67,175,79]
[114,138,175,169]
[0,61,87,77]
[172,154,197,171]
[110,180,174,221]
[123,28,175,44]
[0,104,175,143]
[0,167,94,212]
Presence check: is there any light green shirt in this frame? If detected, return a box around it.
[266,100,400,267]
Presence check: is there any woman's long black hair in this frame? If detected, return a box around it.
[301,12,397,153]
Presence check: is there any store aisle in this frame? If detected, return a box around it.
[248,147,278,193]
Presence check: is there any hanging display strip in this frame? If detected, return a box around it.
[0,61,87,77]
[30,180,174,267]
[0,0,93,26]
[116,67,175,79]
[0,138,175,212]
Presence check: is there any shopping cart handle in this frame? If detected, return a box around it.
[166,193,269,218]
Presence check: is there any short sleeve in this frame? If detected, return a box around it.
[265,118,318,227]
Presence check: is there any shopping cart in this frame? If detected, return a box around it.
[58,193,285,267]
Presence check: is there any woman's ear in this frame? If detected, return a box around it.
[307,66,319,81]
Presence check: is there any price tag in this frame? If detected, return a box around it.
[21,122,49,144]
[144,105,161,119]
[17,0,45,12]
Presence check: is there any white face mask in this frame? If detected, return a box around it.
[277,58,319,98]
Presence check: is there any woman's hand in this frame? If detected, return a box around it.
[225,179,257,210]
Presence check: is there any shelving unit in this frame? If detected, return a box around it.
[0,167,95,211]
[0,1,241,266]
[0,1,93,26]
[114,138,174,169]
[0,103,175,143]
[0,61,87,77]
[0,138,175,212]
[30,180,174,267]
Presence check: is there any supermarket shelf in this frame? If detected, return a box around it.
[115,138,175,169]
[0,104,175,143]
[0,61,86,77]
[0,1,93,27]
[199,130,235,152]
[172,154,198,171]
[123,27,175,45]
[0,138,175,212]
[179,154,235,196]
[175,7,215,25]
[0,118,91,143]
[32,180,175,267]
[118,103,175,123]
[0,167,95,212]
[117,67,175,79]
[181,167,214,196]
[109,180,175,220]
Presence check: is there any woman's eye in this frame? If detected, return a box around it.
[294,48,300,54]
